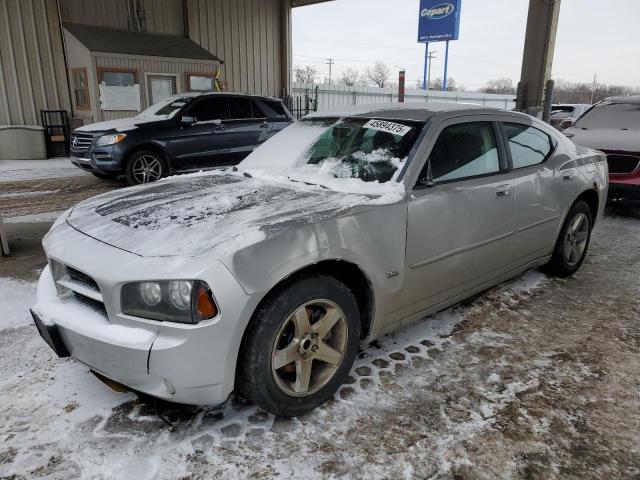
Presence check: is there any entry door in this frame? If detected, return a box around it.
[402,120,516,315]
[147,75,177,106]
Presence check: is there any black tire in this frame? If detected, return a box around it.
[237,274,361,417]
[125,150,165,186]
[543,200,592,277]
[91,171,116,180]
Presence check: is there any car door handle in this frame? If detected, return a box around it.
[260,121,269,129]
[563,172,575,182]
[495,184,511,199]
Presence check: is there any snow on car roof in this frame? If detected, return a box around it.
[304,102,499,121]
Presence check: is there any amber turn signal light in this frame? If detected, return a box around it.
[196,286,217,321]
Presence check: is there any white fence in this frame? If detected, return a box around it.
[291,82,516,112]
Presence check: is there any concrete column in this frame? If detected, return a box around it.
[517,0,561,115]
[280,0,293,97]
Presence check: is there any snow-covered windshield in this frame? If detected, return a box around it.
[136,95,196,120]
[240,117,423,187]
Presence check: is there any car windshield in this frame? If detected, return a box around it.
[573,103,640,130]
[299,118,421,183]
[136,96,195,120]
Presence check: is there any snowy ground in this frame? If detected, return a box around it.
[1,211,640,479]
[0,159,88,183]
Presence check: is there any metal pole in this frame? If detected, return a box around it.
[427,52,434,90]
[422,42,429,90]
[442,40,450,91]
[398,70,406,102]
[590,73,597,104]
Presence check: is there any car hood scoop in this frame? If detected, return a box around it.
[67,172,370,257]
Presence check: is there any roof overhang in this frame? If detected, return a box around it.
[292,0,334,7]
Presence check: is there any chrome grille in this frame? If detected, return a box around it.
[50,259,106,315]
[605,154,640,174]
[70,132,97,152]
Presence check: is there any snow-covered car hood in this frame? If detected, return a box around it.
[565,128,640,152]
[75,117,165,133]
[65,171,388,258]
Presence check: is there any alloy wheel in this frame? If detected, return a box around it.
[563,212,589,267]
[131,154,162,184]
[271,299,348,397]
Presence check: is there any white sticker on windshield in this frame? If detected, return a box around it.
[363,119,412,137]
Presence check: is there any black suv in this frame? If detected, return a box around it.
[70,92,294,185]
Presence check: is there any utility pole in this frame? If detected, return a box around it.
[590,73,597,104]
[326,58,335,85]
[426,51,436,90]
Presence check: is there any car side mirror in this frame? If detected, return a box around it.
[180,115,196,126]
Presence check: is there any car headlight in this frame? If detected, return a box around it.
[121,280,218,324]
[95,133,127,146]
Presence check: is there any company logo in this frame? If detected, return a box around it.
[421,3,454,20]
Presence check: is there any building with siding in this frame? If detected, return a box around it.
[0,0,330,159]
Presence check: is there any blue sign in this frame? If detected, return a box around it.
[418,0,461,43]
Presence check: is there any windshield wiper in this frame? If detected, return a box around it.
[287,176,329,189]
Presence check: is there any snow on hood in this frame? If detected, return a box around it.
[74,116,163,133]
[565,127,640,152]
[66,171,397,258]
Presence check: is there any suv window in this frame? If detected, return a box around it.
[573,102,640,130]
[422,122,500,183]
[189,97,228,122]
[228,97,254,119]
[261,99,289,119]
[251,100,267,119]
[504,123,553,169]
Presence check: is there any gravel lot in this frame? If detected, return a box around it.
[1,172,639,479]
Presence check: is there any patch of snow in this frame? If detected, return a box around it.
[0,190,59,199]
[0,277,37,329]
[5,210,64,224]
[0,159,88,182]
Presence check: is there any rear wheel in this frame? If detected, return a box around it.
[125,150,165,185]
[544,200,592,277]
[237,274,361,416]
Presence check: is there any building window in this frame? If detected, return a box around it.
[98,68,138,86]
[71,67,90,110]
[186,73,215,92]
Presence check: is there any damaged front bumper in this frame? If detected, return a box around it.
[32,221,261,405]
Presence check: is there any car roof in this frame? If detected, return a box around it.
[189,91,283,102]
[603,95,640,104]
[304,102,520,122]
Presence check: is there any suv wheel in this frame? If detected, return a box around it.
[544,200,592,277]
[125,150,165,185]
[237,274,361,416]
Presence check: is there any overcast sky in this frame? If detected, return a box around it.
[292,0,640,90]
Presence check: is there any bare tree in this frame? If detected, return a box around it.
[552,78,640,104]
[481,77,515,95]
[365,61,391,88]
[294,65,318,84]
[339,68,359,87]
[429,77,459,91]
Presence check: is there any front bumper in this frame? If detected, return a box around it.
[608,174,640,204]
[70,143,127,174]
[33,221,261,405]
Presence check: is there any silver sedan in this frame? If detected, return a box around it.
[31,103,608,416]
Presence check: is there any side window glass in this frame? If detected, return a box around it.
[420,122,500,183]
[189,97,228,122]
[228,98,253,119]
[262,99,288,119]
[251,100,267,119]
[504,123,553,169]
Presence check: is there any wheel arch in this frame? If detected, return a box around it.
[122,142,172,173]
[575,187,599,226]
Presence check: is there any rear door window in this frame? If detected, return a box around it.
[421,122,500,183]
[261,99,289,119]
[189,97,228,122]
[503,123,554,169]
[228,97,254,120]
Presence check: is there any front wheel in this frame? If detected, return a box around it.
[125,150,165,185]
[544,200,592,277]
[237,274,361,416]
